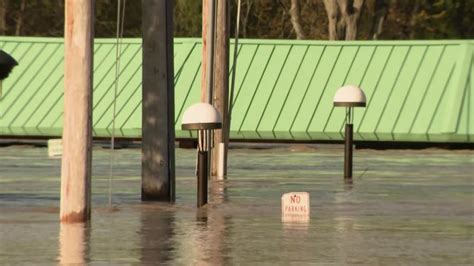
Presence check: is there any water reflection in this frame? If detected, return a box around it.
[333,181,359,264]
[139,205,175,264]
[193,207,230,265]
[335,180,357,233]
[209,180,228,204]
[343,178,354,191]
[58,222,90,265]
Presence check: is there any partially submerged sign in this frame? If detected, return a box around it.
[281,192,310,222]
[48,139,63,158]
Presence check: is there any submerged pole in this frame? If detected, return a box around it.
[61,0,94,223]
[212,0,230,179]
[59,223,88,264]
[141,0,175,201]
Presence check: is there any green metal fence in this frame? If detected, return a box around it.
[0,37,472,142]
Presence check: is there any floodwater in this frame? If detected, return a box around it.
[0,144,473,265]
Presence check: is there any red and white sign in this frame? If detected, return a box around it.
[281,192,310,222]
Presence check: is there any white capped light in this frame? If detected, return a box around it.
[333,85,366,107]
[181,102,222,130]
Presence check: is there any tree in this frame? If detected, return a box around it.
[0,0,472,40]
[0,0,7,35]
[367,0,388,39]
[323,0,365,40]
[289,0,305,39]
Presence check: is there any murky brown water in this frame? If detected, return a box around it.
[0,145,473,265]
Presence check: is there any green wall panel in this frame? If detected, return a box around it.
[0,37,472,143]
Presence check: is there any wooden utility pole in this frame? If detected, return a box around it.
[201,0,209,102]
[211,0,230,179]
[141,0,175,201]
[202,0,216,106]
[60,0,94,223]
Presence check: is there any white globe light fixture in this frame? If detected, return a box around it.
[333,85,366,107]
[182,102,222,130]
[181,103,222,207]
[333,85,367,179]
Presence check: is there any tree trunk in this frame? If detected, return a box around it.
[369,0,387,40]
[336,15,346,39]
[323,0,340,40]
[241,0,252,38]
[409,0,421,39]
[338,0,365,40]
[0,0,7,35]
[289,0,306,39]
[15,0,27,36]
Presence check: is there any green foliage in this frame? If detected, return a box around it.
[174,0,202,37]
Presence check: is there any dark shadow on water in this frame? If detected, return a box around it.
[343,179,353,191]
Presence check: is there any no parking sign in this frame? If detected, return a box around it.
[281,192,310,222]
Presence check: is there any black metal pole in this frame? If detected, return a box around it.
[344,123,353,179]
[197,150,209,207]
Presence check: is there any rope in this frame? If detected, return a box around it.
[108,0,126,208]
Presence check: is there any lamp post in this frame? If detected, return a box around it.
[182,103,222,207]
[333,85,366,179]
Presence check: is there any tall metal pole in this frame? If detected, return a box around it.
[212,0,230,179]
[60,0,94,223]
[141,0,175,201]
